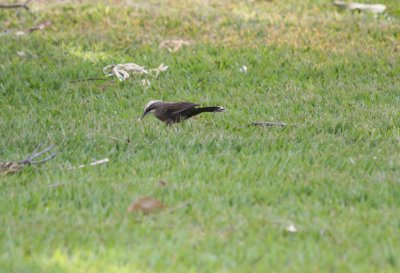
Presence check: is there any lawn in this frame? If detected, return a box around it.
[1,0,400,272]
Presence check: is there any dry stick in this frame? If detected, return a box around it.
[69,78,110,83]
[19,144,54,164]
[251,122,287,128]
[0,0,32,10]
[30,153,56,165]
[26,20,51,34]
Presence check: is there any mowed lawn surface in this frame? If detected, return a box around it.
[1,0,400,272]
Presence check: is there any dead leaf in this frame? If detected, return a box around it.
[0,162,23,175]
[159,39,190,52]
[158,180,167,187]
[127,197,166,215]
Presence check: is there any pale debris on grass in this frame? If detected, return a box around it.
[286,223,298,233]
[103,63,148,81]
[103,62,168,81]
[240,65,248,73]
[159,39,190,52]
[333,1,386,13]
[78,158,109,168]
[269,215,299,233]
[140,79,151,89]
[149,63,169,78]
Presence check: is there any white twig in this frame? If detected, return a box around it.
[69,158,110,169]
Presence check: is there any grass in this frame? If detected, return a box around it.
[0,0,400,272]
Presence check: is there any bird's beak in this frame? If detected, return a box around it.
[140,112,148,120]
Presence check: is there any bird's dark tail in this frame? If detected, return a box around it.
[184,106,226,119]
[197,106,226,113]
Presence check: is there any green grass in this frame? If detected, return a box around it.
[1,0,400,272]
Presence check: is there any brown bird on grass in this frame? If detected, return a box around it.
[140,100,226,124]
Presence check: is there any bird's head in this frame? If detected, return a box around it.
[141,100,163,119]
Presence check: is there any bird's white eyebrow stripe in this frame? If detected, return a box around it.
[144,100,163,112]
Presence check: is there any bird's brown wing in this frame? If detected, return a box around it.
[166,102,199,116]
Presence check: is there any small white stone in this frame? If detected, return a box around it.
[286,223,298,233]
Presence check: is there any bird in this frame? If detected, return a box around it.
[140,100,226,124]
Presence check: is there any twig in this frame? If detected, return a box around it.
[19,144,56,164]
[69,78,109,83]
[30,153,56,164]
[26,20,51,33]
[28,144,54,161]
[64,158,109,170]
[0,0,32,11]
[251,122,287,128]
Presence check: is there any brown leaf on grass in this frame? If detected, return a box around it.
[0,162,23,176]
[159,39,190,52]
[127,197,166,215]
[158,180,167,187]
